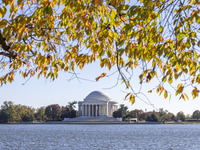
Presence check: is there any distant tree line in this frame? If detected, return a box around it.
[112,105,200,122]
[0,101,78,123]
[2,101,200,123]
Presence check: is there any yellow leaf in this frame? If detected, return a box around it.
[85,21,90,28]
[9,0,15,7]
[129,95,135,104]
[148,90,152,93]
[164,90,168,99]
[18,27,23,35]
[177,83,183,89]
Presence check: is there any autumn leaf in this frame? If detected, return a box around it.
[129,95,135,104]
[95,0,103,6]
[0,19,8,28]
[95,73,106,81]
[125,92,131,99]
[1,0,200,103]
[164,90,168,99]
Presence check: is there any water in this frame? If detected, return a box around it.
[0,124,200,150]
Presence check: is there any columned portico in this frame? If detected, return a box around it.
[79,104,119,117]
[78,91,118,118]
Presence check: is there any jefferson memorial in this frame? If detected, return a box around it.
[78,91,118,117]
[63,91,121,122]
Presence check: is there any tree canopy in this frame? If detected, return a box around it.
[1,0,200,103]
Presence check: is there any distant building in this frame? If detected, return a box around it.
[63,91,121,122]
[78,91,118,117]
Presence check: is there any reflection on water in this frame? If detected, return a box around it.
[1,124,200,150]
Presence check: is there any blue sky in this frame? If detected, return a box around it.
[1,61,200,116]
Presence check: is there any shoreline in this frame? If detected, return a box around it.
[2,121,200,125]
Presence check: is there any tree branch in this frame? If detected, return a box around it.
[0,32,17,59]
[0,32,10,51]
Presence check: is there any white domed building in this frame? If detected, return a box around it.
[78,91,118,117]
[63,91,121,122]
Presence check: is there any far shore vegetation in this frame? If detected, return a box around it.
[1,101,200,124]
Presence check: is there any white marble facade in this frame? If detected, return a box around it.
[78,91,118,117]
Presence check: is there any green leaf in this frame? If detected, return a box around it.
[122,5,129,10]
[168,75,173,84]
[106,50,112,57]
[196,15,200,24]
[17,0,23,6]
[0,19,8,28]
[162,76,167,83]
[0,6,7,18]
[169,94,172,101]
[198,40,200,47]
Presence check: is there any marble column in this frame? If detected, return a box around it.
[78,105,79,116]
[82,105,84,116]
[104,105,105,115]
[92,105,93,116]
[99,105,102,116]
[106,105,107,116]
[78,105,81,116]
[86,104,88,116]
[99,105,101,116]
[96,105,98,116]
[106,104,108,116]
[101,105,103,116]
[110,106,111,117]
[89,104,90,116]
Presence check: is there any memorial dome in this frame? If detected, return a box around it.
[84,91,111,102]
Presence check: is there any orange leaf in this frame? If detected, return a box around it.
[96,73,106,81]
[95,76,101,81]
[10,74,14,80]
[125,93,131,99]
[101,73,106,78]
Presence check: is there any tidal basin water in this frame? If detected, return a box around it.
[1,124,200,150]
